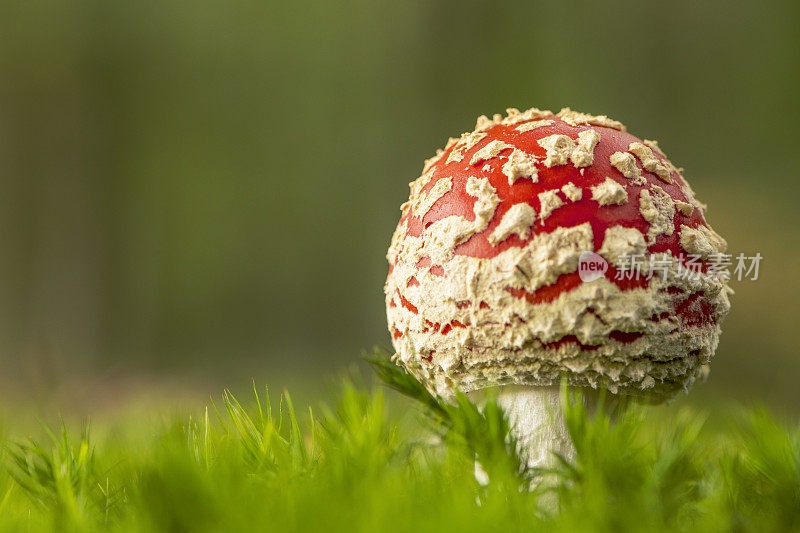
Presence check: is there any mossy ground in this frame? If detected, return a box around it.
[0,353,798,532]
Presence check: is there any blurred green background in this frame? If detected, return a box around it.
[0,0,797,411]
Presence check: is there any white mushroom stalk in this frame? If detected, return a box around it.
[472,385,574,474]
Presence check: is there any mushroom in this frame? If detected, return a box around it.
[385,107,731,473]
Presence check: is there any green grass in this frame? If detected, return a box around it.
[0,352,798,532]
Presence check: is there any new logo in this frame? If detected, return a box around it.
[578,251,608,282]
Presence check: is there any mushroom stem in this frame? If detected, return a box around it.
[470,384,576,483]
[495,385,574,473]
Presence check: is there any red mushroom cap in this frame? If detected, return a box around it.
[386,107,731,399]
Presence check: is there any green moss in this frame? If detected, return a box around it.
[1,354,798,532]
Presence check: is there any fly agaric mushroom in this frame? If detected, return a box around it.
[385,107,731,471]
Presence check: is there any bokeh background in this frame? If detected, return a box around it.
[1,0,798,412]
